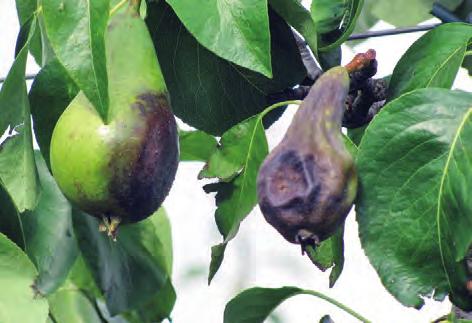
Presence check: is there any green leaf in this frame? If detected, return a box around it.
[72,208,170,315]
[15,9,36,55]
[23,151,79,295]
[311,0,364,51]
[150,208,173,274]
[351,0,378,35]
[179,130,218,162]
[347,125,367,146]
[69,210,175,322]
[311,0,347,34]
[306,242,333,271]
[371,0,430,26]
[343,134,358,157]
[370,0,462,26]
[15,0,36,24]
[48,285,102,323]
[208,242,226,283]
[224,286,370,323]
[388,23,472,100]
[0,232,49,323]
[204,101,298,283]
[71,209,176,322]
[328,230,345,288]
[306,223,345,287]
[146,2,305,135]
[356,88,472,310]
[15,0,43,64]
[97,298,146,323]
[166,0,271,77]
[198,117,264,181]
[134,279,176,323]
[0,151,78,295]
[42,0,109,120]
[206,116,268,283]
[224,286,303,323]
[37,15,57,67]
[0,180,24,248]
[318,46,342,70]
[67,255,101,299]
[133,209,176,321]
[0,17,39,211]
[269,0,318,54]
[30,58,79,168]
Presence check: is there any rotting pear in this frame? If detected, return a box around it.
[257,67,357,251]
[50,7,179,236]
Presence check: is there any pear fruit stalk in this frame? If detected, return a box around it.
[50,9,179,235]
[257,67,357,250]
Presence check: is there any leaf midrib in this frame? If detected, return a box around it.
[223,117,261,241]
[221,0,270,76]
[425,45,465,88]
[436,107,472,293]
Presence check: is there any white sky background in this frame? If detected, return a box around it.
[1,0,472,322]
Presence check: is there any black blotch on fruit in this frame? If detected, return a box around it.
[258,150,325,244]
[109,93,179,223]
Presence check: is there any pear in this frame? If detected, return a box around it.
[50,9,178,234]
[257,67,357,250]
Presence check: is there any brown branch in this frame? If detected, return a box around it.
[292,31,322,84]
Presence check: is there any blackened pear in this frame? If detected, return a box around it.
[257,67,357,249]
[50,10,179,232]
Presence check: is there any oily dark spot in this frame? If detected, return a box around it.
[281,184,321,216]
[263,150,321,213]
[109,92,179,223]
[324,187,347,214]
[135,103,146,116]
[265,150,307,206]
[258,151,325,243]
[259,196,312,244]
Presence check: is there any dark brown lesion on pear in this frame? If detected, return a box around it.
[108,92,179,223]
[257,145,351,251]
[258,149,324,244]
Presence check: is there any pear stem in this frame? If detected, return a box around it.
[128,0,142,15]
[110,0,127,16]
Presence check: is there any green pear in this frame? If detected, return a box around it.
[50,9,179,234]
[257,67,357,250]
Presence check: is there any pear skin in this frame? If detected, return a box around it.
[257,67,357,249]
[50,11,179,227]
